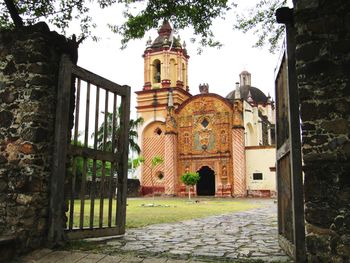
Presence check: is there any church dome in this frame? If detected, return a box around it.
[226,86,268,104]
[226,70,268,104]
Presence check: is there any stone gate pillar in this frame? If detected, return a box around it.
[294,1,350,261]
[0,22,76,254]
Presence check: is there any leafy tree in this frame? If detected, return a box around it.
[1,0,286,52]
[71,140,112,179]
[234,0,287,53]
[181,172,200,200]
[135,155,164,199]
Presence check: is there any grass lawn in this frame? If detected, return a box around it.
[68,197,261,229]
[126,197,260,228]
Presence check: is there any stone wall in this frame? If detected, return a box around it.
[127,179,141,197]
[295,0,350,261]
[0,23,76,253]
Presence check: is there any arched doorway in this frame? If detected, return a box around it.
[197,166,215,196]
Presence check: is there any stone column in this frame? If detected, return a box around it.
[231,99,246,197]
[164,133,177,195]
[232,128,246,197]
[0,22,76,253]
[295,1,350,261]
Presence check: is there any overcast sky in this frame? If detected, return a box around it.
[72,0,289,118]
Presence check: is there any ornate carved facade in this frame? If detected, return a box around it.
[136,21,276,197]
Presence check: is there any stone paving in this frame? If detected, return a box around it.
[16,199,292,263]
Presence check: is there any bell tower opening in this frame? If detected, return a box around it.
[153,59,161,83]
[197,166,215,196]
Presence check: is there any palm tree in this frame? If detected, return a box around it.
[128,117,144,154]
[93,109,143,154]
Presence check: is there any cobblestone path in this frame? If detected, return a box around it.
[18,199,292,262]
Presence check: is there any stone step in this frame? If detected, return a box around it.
[0,236,17,262]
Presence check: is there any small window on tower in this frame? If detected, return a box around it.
[253,173,263,180]
[155,128,162,135]
[153,59,161,83]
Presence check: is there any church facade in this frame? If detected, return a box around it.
[136,21,276,197]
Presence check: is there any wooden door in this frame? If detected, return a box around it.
[275,7,306,262]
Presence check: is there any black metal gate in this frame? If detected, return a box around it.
[275,7,306,262]
[49,55,130,243]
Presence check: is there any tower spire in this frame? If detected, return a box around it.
[158,20,172,38]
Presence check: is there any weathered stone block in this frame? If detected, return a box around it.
[0,110,13,127]
[0,179,7,192]
[16,194,33,205]
[20,127,48,143]
[19,142,36,154]
[297,0,319,10]
[306,233,331,255]
[29,76,52,86]
[296,42,321,62]
[0,155,7,164]
[298,59,341,77]
[0,89,17,104]
[305,201,337,228]
[3,60,16,75]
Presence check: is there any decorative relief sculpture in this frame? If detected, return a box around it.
[233,100,243,127]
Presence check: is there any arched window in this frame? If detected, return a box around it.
[246,123,256,146]
[170,58,176,86]
[153,59,161,83]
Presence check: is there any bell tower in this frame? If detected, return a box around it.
[136,20,192,125]
[136,20,192,195]
[143,20,189,90]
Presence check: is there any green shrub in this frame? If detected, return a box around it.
[181,172,200,186]
[181,172,200,200]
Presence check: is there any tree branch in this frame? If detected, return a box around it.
[4,0,24,27]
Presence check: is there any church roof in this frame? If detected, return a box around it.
[226,85,268,104]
